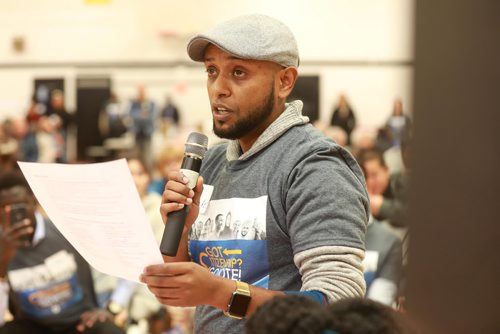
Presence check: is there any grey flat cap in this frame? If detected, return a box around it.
[187,14,299,68]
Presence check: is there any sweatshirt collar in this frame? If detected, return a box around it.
[226,100,308,161]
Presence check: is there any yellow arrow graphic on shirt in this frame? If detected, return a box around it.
[223,249,242,256]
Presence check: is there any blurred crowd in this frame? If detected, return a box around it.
[320,93,412,312]
[0,87,413,334]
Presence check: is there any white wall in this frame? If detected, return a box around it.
[0,0,414,129]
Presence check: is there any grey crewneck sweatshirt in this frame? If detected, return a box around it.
[191,100,368,334]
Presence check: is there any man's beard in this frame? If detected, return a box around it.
[213,85,275,140]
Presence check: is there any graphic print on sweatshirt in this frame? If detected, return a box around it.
[189,195,269,288]
[8,250,83,317]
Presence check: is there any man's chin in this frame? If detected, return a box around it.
[213,126,238,140]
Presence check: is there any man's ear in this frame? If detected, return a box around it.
[277,67,298,99]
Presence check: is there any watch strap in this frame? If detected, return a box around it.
[234,280,251,296]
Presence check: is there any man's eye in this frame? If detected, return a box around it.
[233,69,245,77]
[206,67,217,76]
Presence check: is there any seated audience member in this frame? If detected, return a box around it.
[363,216,403,306]
[327,297,417,334]
[0,171,124,334]
[350,127,377,158]
[246,295,418,334]
[127,157,165,243]
[0,120,20,172]
[124,156,193,331]
[147,307,183,334]
[91,269,135,328]
[380,123,413,175]
[245,295,330,334]
[148,144,184,196]
[356,148,408,227]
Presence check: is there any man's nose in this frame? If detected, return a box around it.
[210,75,231,98]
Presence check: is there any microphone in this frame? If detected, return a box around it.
[160,132,208,256]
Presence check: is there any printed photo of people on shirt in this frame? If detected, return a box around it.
[188,196,269,287]
[190,196,267,241]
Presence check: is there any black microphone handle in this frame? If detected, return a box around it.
[159,154,203,256]
[160,207,189,256]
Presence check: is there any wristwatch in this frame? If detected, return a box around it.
[224,281,251,319]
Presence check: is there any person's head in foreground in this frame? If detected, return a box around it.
[245,295,330,334]
[246,295,418,334]
[327,297,418,334]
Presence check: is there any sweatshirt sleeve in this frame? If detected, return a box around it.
[294,246,366,303]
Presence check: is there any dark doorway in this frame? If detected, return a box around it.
[287,75,320,123]
[76,77,111,161]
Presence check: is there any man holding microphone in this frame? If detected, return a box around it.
[141,13,369,333]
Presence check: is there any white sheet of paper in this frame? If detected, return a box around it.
[18,159,164,283]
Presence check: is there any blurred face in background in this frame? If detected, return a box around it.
[37,116,55,133]
[393,99,403,116]
[50,91,64,109]
[0,186,37,246]
[156,145,184,178]
[338,94,348,109]
[137,85,146,102]
[363,158,389,195]
[128,159,150,198]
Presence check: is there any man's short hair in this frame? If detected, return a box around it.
[246,295,329,334]
[327,298,417,334]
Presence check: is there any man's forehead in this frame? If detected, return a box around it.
[203,44,246,62]
[203,45,283,73]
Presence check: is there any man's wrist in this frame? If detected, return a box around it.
[224,280,252,319]
[209,276,238,311]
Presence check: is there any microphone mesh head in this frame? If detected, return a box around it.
[185,132,208,159]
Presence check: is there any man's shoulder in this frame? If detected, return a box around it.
[272,124,338,157]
